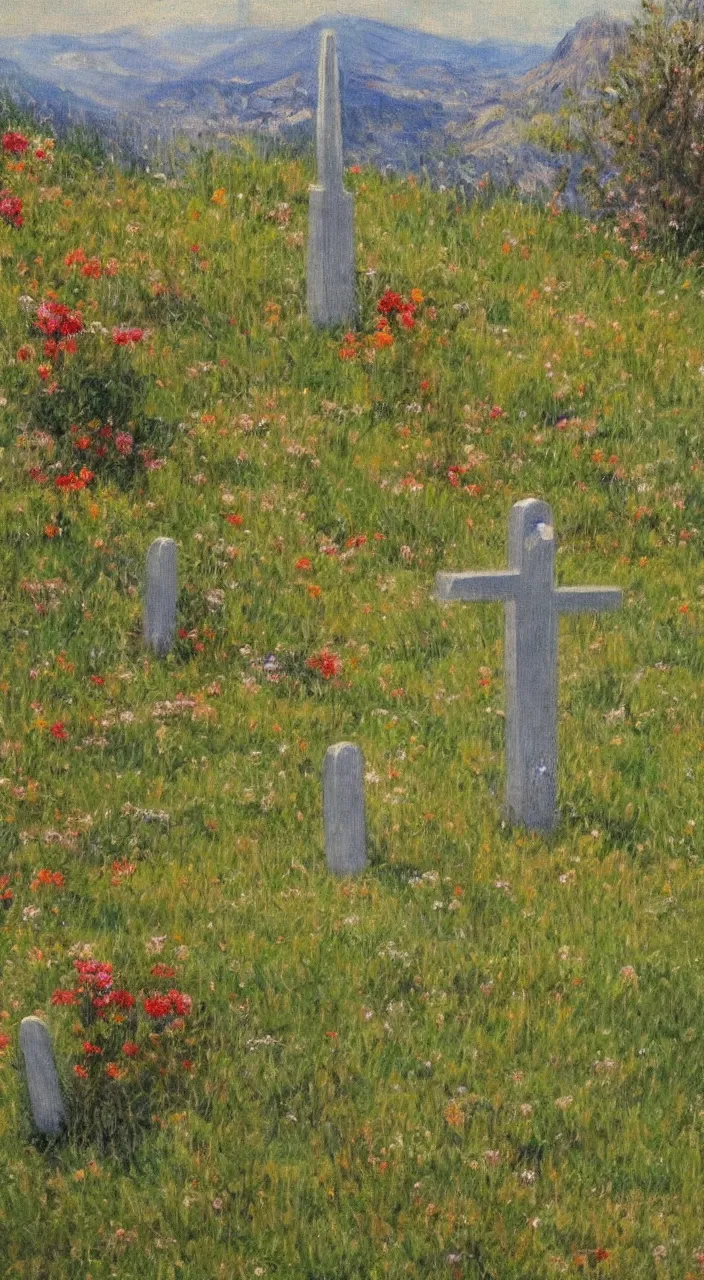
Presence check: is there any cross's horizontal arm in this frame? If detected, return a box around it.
[554,586,622,614]
[434,569,520,603]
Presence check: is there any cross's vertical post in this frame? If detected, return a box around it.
[505,498,558,830]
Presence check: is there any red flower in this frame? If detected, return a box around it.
[31,868,64,889]
[105,1062,123,1079]
[489,405,504,419]
[0,1034,10,1052]
[112,326,144,346]
[150,964,176,978]
[122,1041,140,1057]
[90,675,104,686]
[51,988,77,1006]
[594,1249,610,1262]
[2,131,29,154]
[295,557,312,571]
[168,989,193,1016]
[143,994,172,1019]
[225,513,243,526]
[37,364,52,381]
[16,344,34,362]
[55,468,94,492]
[35,299,83,338]
[378,290,404,315]
[73,1064,88,1079]
[181,1059,193,1071]
[109,989,135,1010]
[399,308,416,329]
[306,649,342,680]
[81,258,102,279]
[74,959,113,990]
[83,1041,103,1055]
[50,722,69,741]
[64,248,86,267]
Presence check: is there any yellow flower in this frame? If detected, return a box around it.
[410,288,424,305]
[211,187,227,206]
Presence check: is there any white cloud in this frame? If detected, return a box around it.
[4,0,640,42]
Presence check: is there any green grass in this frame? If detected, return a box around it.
[0,128,703,1280]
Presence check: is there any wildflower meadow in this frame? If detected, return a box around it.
[0,120,703,1279]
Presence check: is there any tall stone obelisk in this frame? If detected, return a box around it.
[307,30,357,329]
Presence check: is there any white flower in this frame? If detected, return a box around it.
[23,905,41,922]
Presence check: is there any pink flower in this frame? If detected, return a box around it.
[114,432,134,456]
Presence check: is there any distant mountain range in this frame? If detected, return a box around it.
[0,15,628,192]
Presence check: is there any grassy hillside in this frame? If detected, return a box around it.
[0,126,703,1280]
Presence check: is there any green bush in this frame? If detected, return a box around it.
[579,0,704,252]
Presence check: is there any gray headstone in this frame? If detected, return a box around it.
[323,742,367,876]
[434,498,622,832]
[144,537,177,657]
[307,30,357,330]
[19,1016,66,1136]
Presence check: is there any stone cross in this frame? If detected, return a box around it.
[19,1016,66,1136]
[323,742,367,876]
[307,30,357,329]
[144,537,177,658]
[433,498,622,832]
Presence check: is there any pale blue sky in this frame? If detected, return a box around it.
[9,0,639,43]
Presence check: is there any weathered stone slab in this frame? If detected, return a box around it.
[434,498,622,832]
[144,536,177,657]
[323,742,367,876]
[307,30,356,330]
[19,1016,66,1136]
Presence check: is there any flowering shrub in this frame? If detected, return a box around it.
[0,191,23,228]
[48,956,199,1158]
[2,131,29,154]
[574,0,704,250]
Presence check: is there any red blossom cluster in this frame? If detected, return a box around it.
[64,247,119,278]
[377,288,418,329]
[307,648,342,680]
[35,298,84,338]
[30,868,64,890]
[0,191,23,228]
[112,326,144,346]
[2,131,29,154]
[143,989,193,1018]
[55,467,95,491]
[447,464,483,496]
[0,874,13,908]
[67,422,135,464]
[51,956,194,1081]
